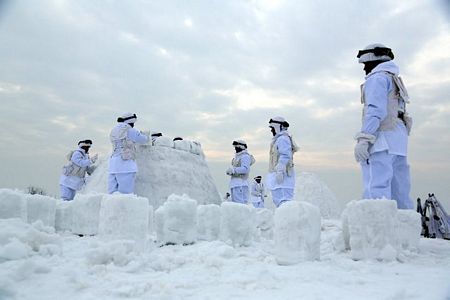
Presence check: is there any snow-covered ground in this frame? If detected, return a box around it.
[1,189,450,300]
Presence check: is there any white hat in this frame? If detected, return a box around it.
[357,43,394,63]
[118,112,137,124]
[232,139,247,150]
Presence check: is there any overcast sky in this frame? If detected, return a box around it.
[0,0,449,209]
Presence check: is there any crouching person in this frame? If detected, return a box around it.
[60,140,98,201]
[250,176,266,208]
[108,112,149,194]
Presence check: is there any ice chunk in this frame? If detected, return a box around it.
[197,204,221,241]
[274,201,321,265]
[0,189,27,221]
[342,199,399,261]
[396,210,421,251]
[55,201,73,232]
[98,194,149,250]
[72,193,103,235]
[26,194,56,228]
[155,194,197,245]
[220,202,254,247]
[296,172,340,219]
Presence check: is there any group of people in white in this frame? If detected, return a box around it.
[59,43,414,211]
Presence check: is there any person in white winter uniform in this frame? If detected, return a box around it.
[267,117,298,207]
[226,140,254,204]
[355,44,413,209]
[250,176,266,208]
[108,113,150,194]
[60,140,98,201]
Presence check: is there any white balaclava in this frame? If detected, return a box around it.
[118,112,137,124]
[269,116,289,135]
[357,43,394,64]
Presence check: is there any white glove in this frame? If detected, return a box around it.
[354,132,376,162]
[226,167,235,176]
[404,114,412,135]
[90,153,98,164]
[275,164,285,184]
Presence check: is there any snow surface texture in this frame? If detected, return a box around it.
[98,193,149,250]
[274,201,321,265]
[220,202,255,246]
[342,199,421,261]
[0,189,450,299]
[197,204,221,241]
[296,172,340,218]
[83,141,221,208]
[155,194,197,245]
[26,194,56,228]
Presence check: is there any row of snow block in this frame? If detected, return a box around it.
[153,137,203,155]
[0,189,56,227]
[341,199,421,261]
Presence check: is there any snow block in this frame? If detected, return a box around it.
[342,199,399,261]
[71,193,103,235]
[255,208,274,239]
[274,201,321,265]
[148,205,154,235]
[220,202,254,246]
[155,194,197,245]
[0,189,27,221]
[98,194,149,250]
[174,140,191,152]
[396,210,421,251]
[153,136,174,148]
[55,201,73,232]
[26,194,56,228]
[197,204,221,241]
[296,172,340,219]
[189,141,203,156]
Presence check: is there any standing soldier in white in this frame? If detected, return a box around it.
[60,140,98,201]
[250,175,266,208]
[267,117,298,207]
[355,44,413,209]
[226,140,255,204]
[108,113,150,194]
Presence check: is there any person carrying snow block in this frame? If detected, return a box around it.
[108,113,150,194]
[267,117,299,207]
[60,140,98,201]
[226,140,255,204]
[354,44,413,209]
[250,176,266,208]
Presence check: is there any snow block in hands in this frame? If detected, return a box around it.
[396,210,421,251]
[155,194,197,245]
[174,140,191,152]
[98,194,149,250]
[274,201,321,265]
[342,199,399,261]
[72,193,103,235]
[26,194,56,228]
[220,202,254,247]
[197,204,221,241]
[0,189,27,221]
[153,136,174,148]
[55,201,73,232]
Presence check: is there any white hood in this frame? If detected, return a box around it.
[367,60,399,79]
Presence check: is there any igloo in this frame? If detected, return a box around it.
[296,172,340,219]
[83,140,221,208]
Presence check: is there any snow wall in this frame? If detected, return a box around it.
[83,140,221,208]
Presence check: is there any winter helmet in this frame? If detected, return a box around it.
[78,140,93,147]
[117,112,137,124]
[269,116,289,134]
[357,43,394,64]
[232,139,247,150]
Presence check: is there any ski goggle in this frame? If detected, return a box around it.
[121,113,137,122]
[232,141,247,148]
[357,47,394,59]
[78,139,93,146]
[269,118,289,127]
